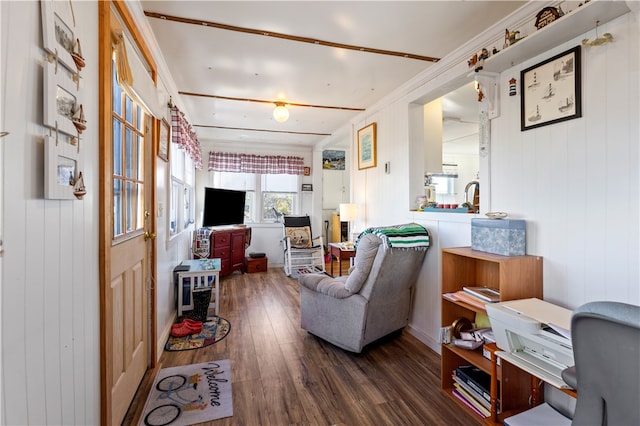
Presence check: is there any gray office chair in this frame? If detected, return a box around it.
[504,301,639,426]
[561,301,640,426]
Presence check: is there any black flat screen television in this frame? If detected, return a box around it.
[202,187,246,227]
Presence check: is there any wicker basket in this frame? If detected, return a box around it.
[186,287,212,322]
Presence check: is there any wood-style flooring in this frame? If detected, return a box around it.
[123,261,476,425]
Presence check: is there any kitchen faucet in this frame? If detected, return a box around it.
[463,180,480,213]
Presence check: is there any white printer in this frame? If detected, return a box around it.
[486,298,574,389]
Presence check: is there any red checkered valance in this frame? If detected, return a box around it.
[208,151,305,175]
[170,106,203,169]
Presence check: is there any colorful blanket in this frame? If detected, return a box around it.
[356,223,430,250]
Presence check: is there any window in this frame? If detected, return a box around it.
[112,64,145,240]
[169,142,195,237]
[211,171,299,223]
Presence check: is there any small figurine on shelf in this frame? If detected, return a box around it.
[509,30,523,45]
[467,53,478,68]
[475,48,489,72]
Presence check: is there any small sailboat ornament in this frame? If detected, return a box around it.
[71,38,86,70]
[72,104,87,134]
[73,172,86,200]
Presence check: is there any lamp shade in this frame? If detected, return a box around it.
[273,103,289,122]
[339,203,357,222]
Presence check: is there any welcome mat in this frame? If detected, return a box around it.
[165,317,231,352]
[140,360,233,426]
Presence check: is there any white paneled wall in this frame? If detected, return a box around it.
[490,13,639,307]
[348,12,639,349]
[1,2,100,424]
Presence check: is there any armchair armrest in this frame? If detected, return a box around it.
[299,274,353,299]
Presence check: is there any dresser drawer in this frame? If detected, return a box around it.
[212,233,230,247]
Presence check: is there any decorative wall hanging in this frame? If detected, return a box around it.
[158,118,170,162]
[582,21,614,47]
[520,46,582,131]
[357,123,377,170]
[322,150,345,170]
[535,7,561,30]
[509,78,517,96]
[301,184,313,192]
[44,61,82,137]
[41,0,81,74]
[303,166,311,176]
[44,135,82,200]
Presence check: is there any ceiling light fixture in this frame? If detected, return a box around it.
[273,102,289,123]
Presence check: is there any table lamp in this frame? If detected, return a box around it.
[339,203,357,242]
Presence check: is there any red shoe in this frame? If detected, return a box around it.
[171,321,203,335]
[172,318,202,331]
[171,322,195,338]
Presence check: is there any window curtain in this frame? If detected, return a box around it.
[208,151,305,175]
[170,106,203,169]
[111,30,163,118]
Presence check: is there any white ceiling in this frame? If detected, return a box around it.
[141,1,525,149]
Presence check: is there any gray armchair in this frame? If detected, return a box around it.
[299,224,429,353]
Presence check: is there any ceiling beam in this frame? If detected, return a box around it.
[193,125,331,136]
[145,11,440,63]
[179,91,366,112]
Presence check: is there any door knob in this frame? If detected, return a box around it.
[144,231,156,240]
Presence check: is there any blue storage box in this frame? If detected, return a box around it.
[471,218,526,256]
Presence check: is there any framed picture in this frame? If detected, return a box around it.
[301,184,313,192]
[44,135,80,199]
[41,0,78,73]
[521,46,581,131]
[303,166,311,176]
[43,61,80,137]
[322,150,345,170]
[357,122,377,170]
[158,118,170,162]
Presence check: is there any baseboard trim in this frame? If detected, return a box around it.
[406,324,441,355]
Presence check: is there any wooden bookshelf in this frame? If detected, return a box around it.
[440,247,543,424]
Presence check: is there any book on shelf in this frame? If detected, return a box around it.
[451,389,489,419]
[453,382,491,417]
[453,376,491,410]
[451,290,487,310]
[455,365,492,404]
[463,286,500,303]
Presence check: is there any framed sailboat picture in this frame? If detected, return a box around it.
[521,46,581,131]
[41,0,78,74]
[44,61,81,137]
[44,135,81,200]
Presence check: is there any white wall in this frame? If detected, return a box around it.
[343,9,639,350]
[1,1,100,424]
[489,13,639,308]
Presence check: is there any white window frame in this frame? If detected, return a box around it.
[210,171,300,224]
[169,142,195,238]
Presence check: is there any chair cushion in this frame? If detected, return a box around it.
[285,226,312,248]
[345,234,381,293]
[299,274,352,299]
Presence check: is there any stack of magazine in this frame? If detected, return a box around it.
[444,286,500,310]
[452,365,499,418]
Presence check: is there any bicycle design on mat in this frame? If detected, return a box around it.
[144,373,207,426]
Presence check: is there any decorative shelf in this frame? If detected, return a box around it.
[483,0,631,73]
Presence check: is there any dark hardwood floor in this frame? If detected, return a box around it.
[123,261,477,425]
